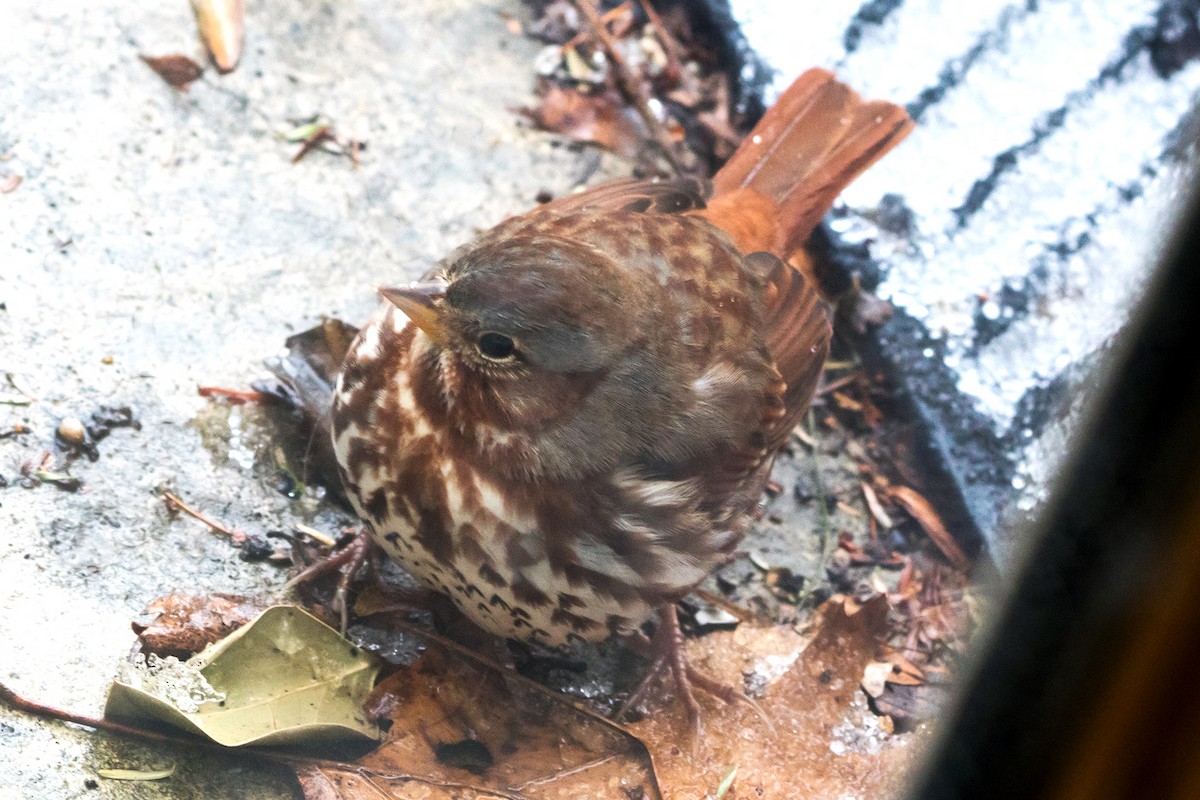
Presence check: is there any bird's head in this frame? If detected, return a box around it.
[379,230,685,478]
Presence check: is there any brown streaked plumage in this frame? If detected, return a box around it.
[331,67,912,731]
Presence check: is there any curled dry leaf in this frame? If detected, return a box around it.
[253,318,360,503]
[107,605,381,748]
[883,485,971,571]
[132,592,269,660]
[191,0,244,73]
[519,82,644,158]
[138,54,204,90]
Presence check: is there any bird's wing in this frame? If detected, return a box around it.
[755,250,831,452]
[685,251,829,518]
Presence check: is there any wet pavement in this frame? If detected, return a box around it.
[0,1,626,796]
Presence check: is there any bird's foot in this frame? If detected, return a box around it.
[282,527,378,632]
[619,604,773,746]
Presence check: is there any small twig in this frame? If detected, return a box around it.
[806,410,835,577]
[293,522,337,548]
[197,385,267,404]
[0,681,202,745]
[691,588,762,623]
[0,680,488,791]
[636,0,684,73]
[573,0,684,175]
[291,125,333,164]
[4,372,38,402]
[816,371,862,397]
[861,481,894,529]
[160,490,242,540]
[559,1,631,52]
[511,755,620,791]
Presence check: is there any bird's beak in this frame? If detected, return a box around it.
[378,280,449,342]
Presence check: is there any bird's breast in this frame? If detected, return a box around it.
[333,311,662,645]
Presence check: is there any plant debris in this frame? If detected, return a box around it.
[197,385,268,404]
[53,405,141,462]
[107,605,382,747]
[1,174,22,194]
[0,424,31,439]
[96,765,177,781]
[132,592,270,660]
[879,484,971,571]
[284,117,366,166]
[191,0,244,74]
[519,0,750,177]
[160,489,271,558]
[19,453,82,491]
[252,318,359,503]
[138,54,205,91]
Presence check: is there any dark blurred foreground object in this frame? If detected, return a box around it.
[906,171,1200,796]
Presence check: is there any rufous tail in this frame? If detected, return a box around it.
[700,68,913,261]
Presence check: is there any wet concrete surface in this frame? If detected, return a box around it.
[0,1,885,796]
[0,1,634,796]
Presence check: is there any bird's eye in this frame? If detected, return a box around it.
[477,332,516,361]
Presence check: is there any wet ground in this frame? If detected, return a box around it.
[0,2,892,797]
[0,1,633,796]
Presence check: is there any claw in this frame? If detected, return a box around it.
[282,528,375,633]
[620,604,775,748]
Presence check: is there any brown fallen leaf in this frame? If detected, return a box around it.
[519,82,644,158]
[293,599,929,798]
[292,632,662,799]
[252,318,360,502]
[138,54,204,90]
[191,0,244,74]
[625,595,926,799]
[132,592,269,660]
[882,485,972,571]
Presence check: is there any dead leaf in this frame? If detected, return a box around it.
[620,595,925,798]
[883,485,971,571]
[1,174,22,194]
[191,0,244,73]
[138,54,204,90]
[520,82,644,158]
[290,634,662,799]
[132,592,269,659]
[253,318,359,502]
[107,605,381,747]
[862,661,894,698]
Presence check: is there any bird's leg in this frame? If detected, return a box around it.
[620,604,774,744]
[282,527,376,632]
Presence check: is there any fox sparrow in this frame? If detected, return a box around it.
[329,68,911,729]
